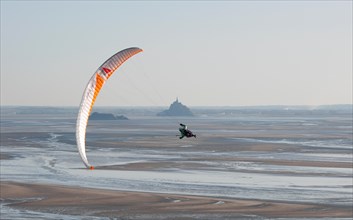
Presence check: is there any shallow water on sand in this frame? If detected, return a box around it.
[1,107,352,218]
[0,199,107,220]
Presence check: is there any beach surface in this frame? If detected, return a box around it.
[1,106,352,219]
[2,181,351,219]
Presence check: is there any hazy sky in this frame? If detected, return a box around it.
[1,1,352,106]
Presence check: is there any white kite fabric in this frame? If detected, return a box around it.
[76,47,143,169]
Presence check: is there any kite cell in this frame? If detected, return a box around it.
[76,47,143,169]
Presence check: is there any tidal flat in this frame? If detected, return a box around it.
[1,106,352,219]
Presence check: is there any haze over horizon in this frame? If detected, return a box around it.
[1,1,352,107]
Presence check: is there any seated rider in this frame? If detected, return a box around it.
[179,123,196,139]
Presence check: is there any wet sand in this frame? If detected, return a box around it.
[98,157,352,171]
[1,181,351,219]
[1,109,352,219]
[0,153,12,160]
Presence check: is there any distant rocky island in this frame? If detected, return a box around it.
[157,98,194,116]
[89,112,128,120]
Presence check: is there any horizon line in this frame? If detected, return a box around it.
[1,104,352,108]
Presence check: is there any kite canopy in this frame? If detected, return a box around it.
[76,47,143,169]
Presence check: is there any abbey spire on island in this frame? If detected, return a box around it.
[157,98,194,116]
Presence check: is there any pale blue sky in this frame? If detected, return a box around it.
[1,1,352,106]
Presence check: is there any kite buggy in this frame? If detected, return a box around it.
[178,123,196,139]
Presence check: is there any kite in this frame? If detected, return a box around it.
[76,47,143,169]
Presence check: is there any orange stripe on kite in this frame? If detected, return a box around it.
[88,74,105,115]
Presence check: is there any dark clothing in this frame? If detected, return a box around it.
[179,124,196,139]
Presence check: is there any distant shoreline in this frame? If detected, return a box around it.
[1,105,352,118]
